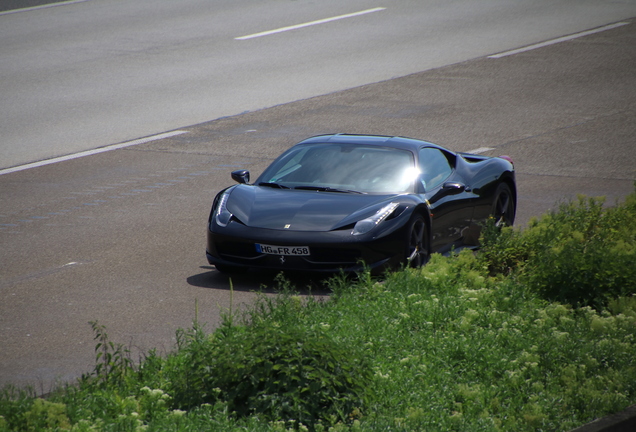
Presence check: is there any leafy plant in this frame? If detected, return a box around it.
[168,308,371,429]
[23,399,70,432]
[0,387,37,432]
[480,190,636,308]
[82,321,133,389]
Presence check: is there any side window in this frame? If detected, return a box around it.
[267,148,309,182]
[418,147,453,190]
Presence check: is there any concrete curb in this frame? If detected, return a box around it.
[570,405,636,432]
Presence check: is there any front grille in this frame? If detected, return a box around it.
[308,248,361,264]
[217,242,259,258]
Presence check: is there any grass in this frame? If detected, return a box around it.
[1,188,635,431]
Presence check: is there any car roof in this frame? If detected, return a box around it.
[296,134,452,154]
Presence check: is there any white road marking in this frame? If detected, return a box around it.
[235,7,386,40]
[488,22,630,59]
[0,0,91,16]
[467,147,495,154]
[0,131,188,176]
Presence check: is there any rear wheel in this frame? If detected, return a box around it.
[406,215,430,268]
[491,183,515,227]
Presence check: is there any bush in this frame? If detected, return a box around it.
[167,296,372,429]
[480,189,636,308]
[0,387,37,432]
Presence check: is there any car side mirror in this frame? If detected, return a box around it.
[429,182,466,203]
[441,182,465,195]
[231,170,250,184]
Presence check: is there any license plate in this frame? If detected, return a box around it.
[255,244,310,256]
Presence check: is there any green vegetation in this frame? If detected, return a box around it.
[2,190,635,431]
[480,192,636,309]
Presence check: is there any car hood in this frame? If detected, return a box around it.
[226,185,398,231]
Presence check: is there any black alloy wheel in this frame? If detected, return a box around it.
[492,183,516,227]
[406,215,430,268]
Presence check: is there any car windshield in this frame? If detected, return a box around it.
[257,143,418,194]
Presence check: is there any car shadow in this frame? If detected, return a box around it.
[187,266,334,295]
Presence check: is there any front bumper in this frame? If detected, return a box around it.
[206,220,407,273]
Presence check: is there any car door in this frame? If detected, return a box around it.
[419,147,474,253]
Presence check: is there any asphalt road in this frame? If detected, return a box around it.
[2,0,636,169]
[1,18,635,390]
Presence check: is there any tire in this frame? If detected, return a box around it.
[491,183,516,227]
[406,215,430,268]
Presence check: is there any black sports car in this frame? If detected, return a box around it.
[206,134,515,274]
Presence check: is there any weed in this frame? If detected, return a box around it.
[82,321,133,389]
[480,190,636,309]
[167,292,372,429]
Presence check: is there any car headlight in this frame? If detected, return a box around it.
[214,190,233,227]
[352,202,399,236]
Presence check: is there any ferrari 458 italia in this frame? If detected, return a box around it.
[206,134,515,274]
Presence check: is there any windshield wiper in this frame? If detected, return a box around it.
[258,182,290,189]
[294,185,365,194]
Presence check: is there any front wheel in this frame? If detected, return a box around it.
[406,215,430,268]
[491,183,516,227]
